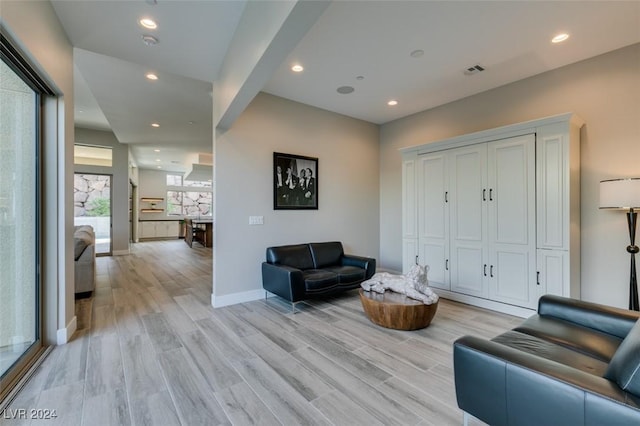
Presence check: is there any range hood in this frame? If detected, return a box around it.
[184,153,213,182]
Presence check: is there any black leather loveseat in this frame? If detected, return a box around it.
[262,241,376,312]
[454,295,640,425]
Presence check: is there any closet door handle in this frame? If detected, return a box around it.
[483,189,486,201]
[415,255,419,265]
[445,259,449,271]
[483,264,487,276]
[445,191,448,203]
[489,188,493,201]
[490,265,494,277]
[537,271,540,285]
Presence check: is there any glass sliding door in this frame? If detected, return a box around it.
[0,45,44,401]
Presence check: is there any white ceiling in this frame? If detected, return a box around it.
[51,1,640,173]
[265,1,640,124]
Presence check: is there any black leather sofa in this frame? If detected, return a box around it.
[262,241,376,312]
[454,295,640,425]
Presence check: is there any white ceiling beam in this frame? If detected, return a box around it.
[213,0,330,131]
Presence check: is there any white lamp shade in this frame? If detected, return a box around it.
[599,178,640,209]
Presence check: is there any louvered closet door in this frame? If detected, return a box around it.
[487,134,536,308]
[449,144,488,298]
[417,153,449,289]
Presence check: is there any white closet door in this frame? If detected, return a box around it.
[487,134,536,308]
[536,249,568,299]
[402,239,418,274]
[402,158,418,240]
[402,157,418,273]
[417,153,449,289]
[449,144,488,297]
[536,125,568,250]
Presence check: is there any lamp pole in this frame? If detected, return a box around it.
[627,208,639,311]
[600,178,640,310]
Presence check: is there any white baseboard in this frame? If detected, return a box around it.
[211,289,264,308]
[433,289,536,318]
[56,315,77,345]
[112,249,130,256]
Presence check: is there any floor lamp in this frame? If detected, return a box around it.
[600,178,640,311]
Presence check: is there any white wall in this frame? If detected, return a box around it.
[138,169,176,222]
[214,92,379,304]
[1,1,75,343]
[74,128,130,254]
[380,43,640,309]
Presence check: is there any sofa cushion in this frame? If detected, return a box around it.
[309,241,343,268]
[605,319,640,396]
[492,330,609,377]
[266,244,314,270]
[514,315,623,362]
[302,269,339,293]
[74,230,94,260]
[324,265,365,285]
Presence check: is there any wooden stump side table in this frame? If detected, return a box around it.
[359,289,438,330]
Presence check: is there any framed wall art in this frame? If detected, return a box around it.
[273,152,318,210]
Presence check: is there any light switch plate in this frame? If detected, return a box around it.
[249,216,264,225]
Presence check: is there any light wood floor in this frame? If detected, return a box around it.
[6,240,521,425]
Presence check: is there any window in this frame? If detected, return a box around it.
[184,191,212,216]
[166,191,182,215]
[166,173,212,216]
[166,174,182,187]
[166,191,212,216]
[167,173,211,188]
[184,179,212,188]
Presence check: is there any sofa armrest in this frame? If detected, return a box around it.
[74,244,95,293]
[76,243,95,264]
[261,262,306,303]
[454,335,640,426]
[538,295,640,339]
[341,255,376,279]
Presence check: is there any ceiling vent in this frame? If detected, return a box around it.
[464,64,485,76]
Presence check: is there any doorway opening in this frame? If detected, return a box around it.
[74,173,112,256]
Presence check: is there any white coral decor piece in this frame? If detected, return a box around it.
[360,264,439,305]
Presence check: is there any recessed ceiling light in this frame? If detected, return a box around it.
[78,110,84,113]
[337,86,355,94]
[157,166,162,169]
[155,159,161,162]
[291,64,304,73]
[151,123,160,128]
[410,49,424,58]
[188,121,195,125]
[141,35,158,46]
[356,75,365,81]
[552,33,569,43]
[153,149,160,152]
[388,100,398,106]
[139,18,157,29]
[146,73,158,80]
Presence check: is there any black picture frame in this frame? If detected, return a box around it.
[273,152,318,210]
